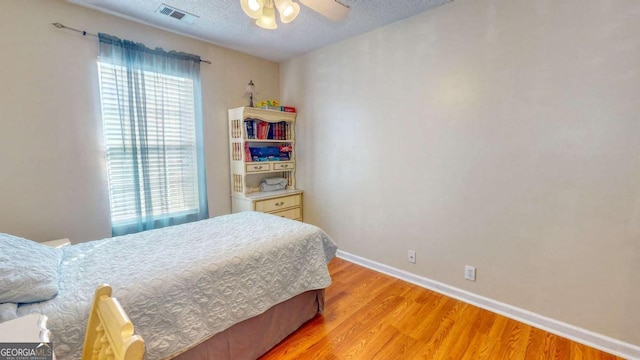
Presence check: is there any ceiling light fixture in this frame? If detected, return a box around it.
[241,0,264,19]
[274,0,300,24]
[241,0,300,29]
[256,2,278,29]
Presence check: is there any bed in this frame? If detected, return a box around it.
[0,212,337,359]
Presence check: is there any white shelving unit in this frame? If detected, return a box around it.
[228,106,302,221]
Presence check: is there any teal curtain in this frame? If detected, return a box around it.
[98,33,208,236]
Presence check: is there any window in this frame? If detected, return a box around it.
[96,33,208,236]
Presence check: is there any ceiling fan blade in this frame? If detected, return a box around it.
[299,0,350,22]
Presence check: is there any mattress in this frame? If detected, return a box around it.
[16,212,337,359]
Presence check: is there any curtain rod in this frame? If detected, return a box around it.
[51,22,212,64]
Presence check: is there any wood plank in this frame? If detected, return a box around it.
[261,258,623,360]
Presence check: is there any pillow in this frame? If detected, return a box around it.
[0,233,64,303]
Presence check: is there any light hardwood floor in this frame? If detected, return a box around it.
[261,257,622,360]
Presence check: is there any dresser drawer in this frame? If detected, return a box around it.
[273,162,294,170]
[246,163,270,172]
[255,194,301,212]
[271,207,301,220]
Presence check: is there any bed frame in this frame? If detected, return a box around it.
[34,213,335,359]
[171,290,324,359]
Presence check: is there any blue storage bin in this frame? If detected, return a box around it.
[250,147,290,162]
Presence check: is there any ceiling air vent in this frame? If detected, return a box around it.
[156,4,199,24]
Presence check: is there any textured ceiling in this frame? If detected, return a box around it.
[67,0,451,62]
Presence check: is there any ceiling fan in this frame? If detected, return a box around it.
[240,0,349,29]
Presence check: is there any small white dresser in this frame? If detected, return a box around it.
[0,313,51,342]
[0,313,55,359]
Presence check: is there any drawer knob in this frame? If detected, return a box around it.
[282,164,288,168]
[275,201,285,206]
[256,166,263,169]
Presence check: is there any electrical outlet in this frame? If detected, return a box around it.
[464,265,476,281]
[408,250,416,264]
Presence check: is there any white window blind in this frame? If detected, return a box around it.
[97,61,200,226]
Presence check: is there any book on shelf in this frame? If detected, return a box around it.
[257,121,271,139]
[256,121,263,139]
[275,122,282,140]
[280,106,296,113]
[244,119,289,140]
[244,120,254,139]
[244,142,252,162]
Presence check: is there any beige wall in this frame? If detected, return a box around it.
[0,0,279,242]
[281,0,640,347]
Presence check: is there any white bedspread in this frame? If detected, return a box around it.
[16,212,337,359]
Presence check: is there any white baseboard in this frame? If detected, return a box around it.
[336,250,640,360]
